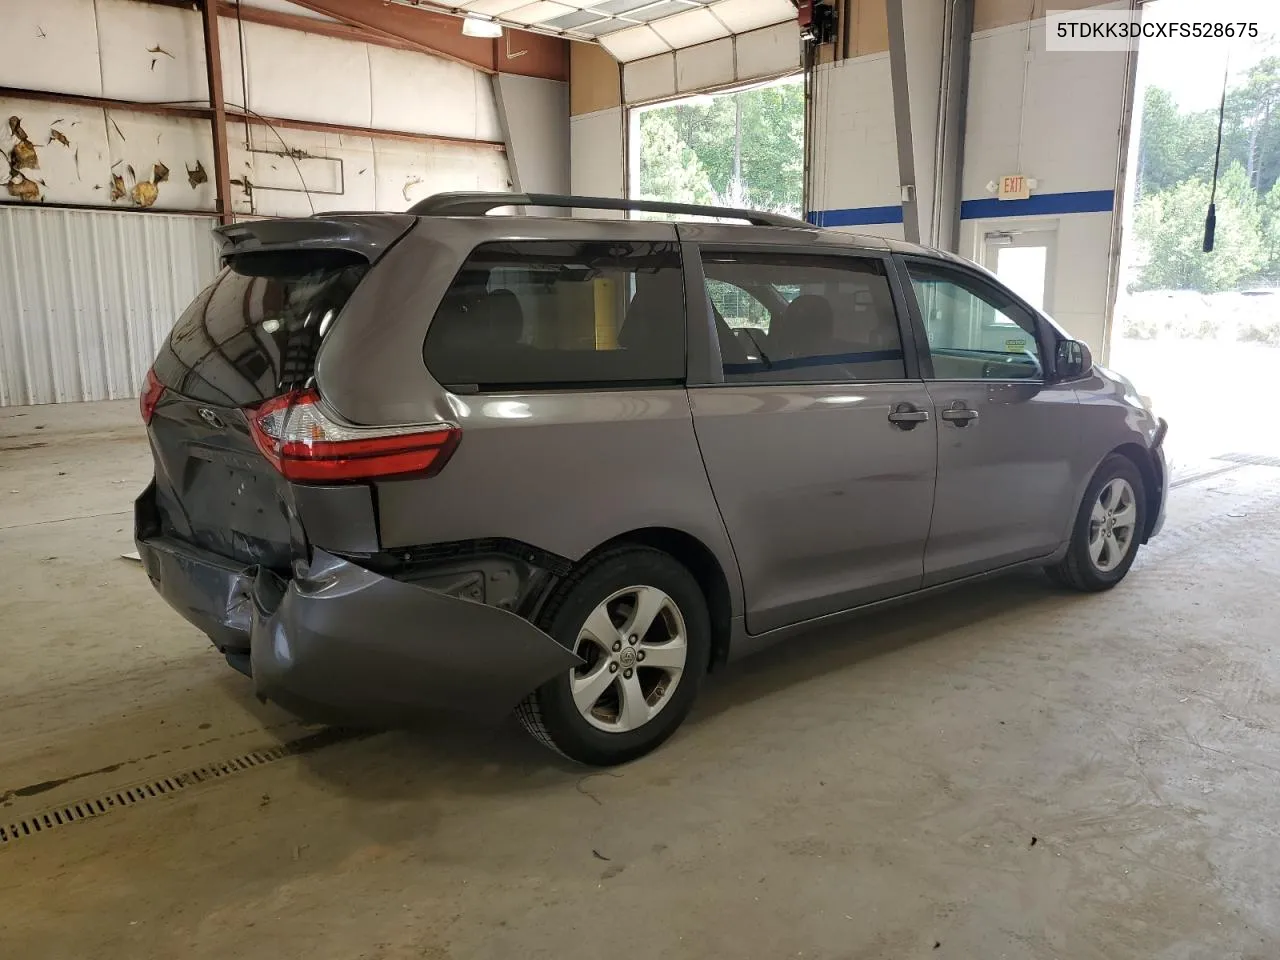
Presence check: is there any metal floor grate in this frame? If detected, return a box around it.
[0,727,362,845]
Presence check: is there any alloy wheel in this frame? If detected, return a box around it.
[569,585,688,733]
[1089,477,1137,573]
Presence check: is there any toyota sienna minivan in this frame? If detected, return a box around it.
[135,192,1168,765]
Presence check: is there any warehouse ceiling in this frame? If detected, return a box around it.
[396,0,797,61]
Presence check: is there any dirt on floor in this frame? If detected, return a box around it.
[2,400,1279,960]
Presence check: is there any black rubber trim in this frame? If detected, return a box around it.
[347,538,573,578]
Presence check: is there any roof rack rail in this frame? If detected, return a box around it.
[406,192,811,229]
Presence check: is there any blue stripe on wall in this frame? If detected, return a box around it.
[958,189,1115,220]
[807,205,904,227]
[807,189,1115,228]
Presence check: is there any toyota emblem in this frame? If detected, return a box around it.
[198,408,225,429]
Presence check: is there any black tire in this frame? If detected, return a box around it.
[515,546,711,766]
[1046,453,1147,592]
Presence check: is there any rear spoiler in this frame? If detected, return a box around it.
[213,215,416,262]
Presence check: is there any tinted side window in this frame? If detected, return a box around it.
[424,241,684,390]
[905,261,1043,380]
[701,252,906,383]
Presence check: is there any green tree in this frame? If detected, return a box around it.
[734,84,805,214]
[1228,56,1280,194]
[1133,162,1266,292]
[637,112,715,205]
[642,82,805,216]
[1257,180,1280,280]
[1136,87,1217,196]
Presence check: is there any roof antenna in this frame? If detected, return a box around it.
[1203,50,1231,253]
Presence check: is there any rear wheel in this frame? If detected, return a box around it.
[1047,453,1146,592]
[516,547,710,766]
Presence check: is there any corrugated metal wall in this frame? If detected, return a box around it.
[0,208,219,406]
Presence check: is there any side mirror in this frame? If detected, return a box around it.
[1054,339,1093,381]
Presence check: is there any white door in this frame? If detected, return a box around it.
[982,228,1056,313]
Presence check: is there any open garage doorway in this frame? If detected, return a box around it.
[628,75,804,219]
[1113,0,1280,467]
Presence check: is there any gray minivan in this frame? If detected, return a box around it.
[135,193,1168,765]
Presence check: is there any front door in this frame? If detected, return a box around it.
[900,257,1081,586]
[688,247,937,635]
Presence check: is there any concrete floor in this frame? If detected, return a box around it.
[3,399,1279,960]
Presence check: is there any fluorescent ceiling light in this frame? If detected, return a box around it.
[462,14,504,36]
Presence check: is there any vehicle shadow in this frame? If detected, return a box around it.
[690,568,1060,725]
[290,569,1073,801]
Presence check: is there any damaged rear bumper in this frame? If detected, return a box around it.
[1148,418,1169,541]
[135,510,580,727]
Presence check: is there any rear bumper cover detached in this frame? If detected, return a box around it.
[135,488,580,725]
[1148,418,1169,541]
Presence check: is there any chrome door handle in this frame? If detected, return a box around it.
[888,403,930,430]
[940,402,979,426]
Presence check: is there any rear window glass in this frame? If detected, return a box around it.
[423,240,685,390]
[152,250,367,406]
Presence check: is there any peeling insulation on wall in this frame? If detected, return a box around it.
[0,207,219,406]
[0,99,219,212]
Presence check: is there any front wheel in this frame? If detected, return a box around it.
[1047,453,1147,592]
[516,547,711,766]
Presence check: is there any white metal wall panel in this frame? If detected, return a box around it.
[225,122,511,217]
[733,21,800,78]
[368,44,503,142]
[0,208,219,407]
[217,18,505,143]
[675,39,735,93]
[809,56,900,217]
[96,0,209,104]
[965,14,1128,198]
[625,22,801,105]
[624,54,677,104]
[570,108,625,217]
[0,0,101,97]
[235,22,374,127]
[372,138,512,210]
[242,0,343,21]
[493,75,570,200]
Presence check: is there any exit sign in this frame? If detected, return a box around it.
[999,174,1031,201]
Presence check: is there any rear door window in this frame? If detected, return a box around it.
[423,240,685,390]
[701,251,907,383]
[151,249,368,406]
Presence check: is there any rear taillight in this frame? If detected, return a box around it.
[140,369,166,425]
[247,389,460,483]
